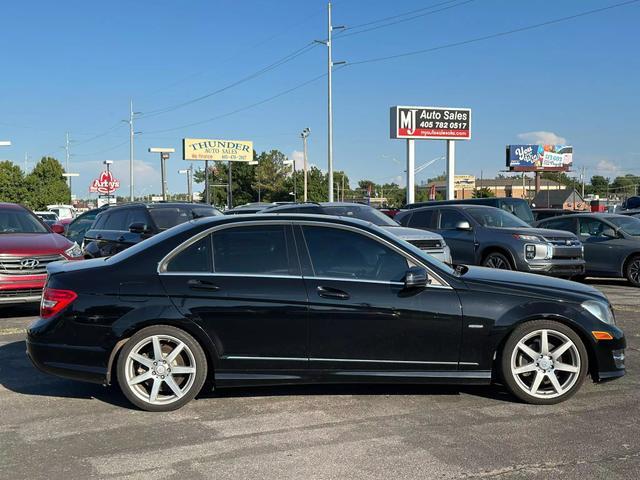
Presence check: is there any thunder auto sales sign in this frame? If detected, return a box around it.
[390,106,471,140]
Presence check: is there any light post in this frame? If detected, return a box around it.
[148,147,175,202]
[248,160,260,202]
[300,128,310,201]
[178,165,193,202]
[284,159,297,202]
[103,160,113,205]
[62,173,80,204]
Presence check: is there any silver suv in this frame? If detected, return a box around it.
[260,202,452,263]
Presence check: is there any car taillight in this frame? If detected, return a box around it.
[40,288,78,319]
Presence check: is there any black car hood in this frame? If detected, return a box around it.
[458,265,606,302]
[487,227,576,239]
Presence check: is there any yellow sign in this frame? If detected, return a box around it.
[183,138,253,162]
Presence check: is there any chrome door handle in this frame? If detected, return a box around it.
[317,286,350,300]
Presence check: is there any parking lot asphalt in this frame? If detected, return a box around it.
[0,280,638,480]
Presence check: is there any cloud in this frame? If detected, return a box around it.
[75,159,161,196]
[290,150,305,170]
[594,159,621,175]
[517,131,567,145]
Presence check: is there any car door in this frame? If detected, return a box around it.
[436,209,476,264]
[577,217,623,275]
[297,223,462,374]
[160,222,309,372]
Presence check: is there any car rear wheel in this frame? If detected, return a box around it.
[117,325,207,412]
[483,252,512,270]
[625,255,640,287]
[501,320,588,405]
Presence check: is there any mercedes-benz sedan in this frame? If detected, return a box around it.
[27,214,625,411]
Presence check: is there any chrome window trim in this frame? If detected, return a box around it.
[157,219,451,289]
[160,271,302,280]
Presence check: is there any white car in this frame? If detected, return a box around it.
[47,204,77,220]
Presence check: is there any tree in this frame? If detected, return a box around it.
[590,175,610,196]
[0,161,28,203]
[25,157,70,209]
[472,187,495,198]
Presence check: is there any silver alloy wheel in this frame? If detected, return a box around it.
[485,255,510,270]
[124,334,197,406]
[629,258,640,284]
[510,329,581,399]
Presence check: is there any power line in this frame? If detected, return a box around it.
[139,42,319,119]
[73,139,129,157]
[340,0,463,30]
[334,0,476,40]
[142,69,339,135]
[72,121,125,146]
[349,0,640,66]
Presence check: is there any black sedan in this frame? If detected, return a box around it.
[27,214,625,411]
[535,213,640,286]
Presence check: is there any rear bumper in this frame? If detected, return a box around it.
[26,338,108,385]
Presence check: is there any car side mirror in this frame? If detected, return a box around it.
[455,220,472,231]
[129,222,151,234]
[51,224,65,234]
[404,266,429,288]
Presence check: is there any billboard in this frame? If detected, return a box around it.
[183,138,253,162]
[390,106,471,140]
[506,144,573,171]
[89,170,120,194]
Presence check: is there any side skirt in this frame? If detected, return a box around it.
[214,369,492,388]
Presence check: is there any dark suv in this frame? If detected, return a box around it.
[406,197,535,225]
[396,205,585,277]
[83,203,221,258]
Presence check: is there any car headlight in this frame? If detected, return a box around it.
[513,234,542,242]
[582,300,616,325]
[65,242,83,259]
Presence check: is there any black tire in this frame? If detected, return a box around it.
[482,252,512,270]
[116,325,208,412]
[625,255,640,287]
[500,320,588,405]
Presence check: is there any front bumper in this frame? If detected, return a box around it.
[521,258,586,277]
[0,274,46,304]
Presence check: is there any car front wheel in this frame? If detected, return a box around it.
[483,252,512,270]
[116,325,208,411]
[501,320,588,405]
[625,255,640,287]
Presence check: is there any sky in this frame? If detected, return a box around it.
[1,0,639,199]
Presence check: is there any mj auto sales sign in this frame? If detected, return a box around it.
[390,106,471,140]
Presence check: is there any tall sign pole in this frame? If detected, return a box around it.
[301,128,310,202]
[148,147,174,202]
[205,160,210,204]
[327,2,334,202]
[446,140,456,200]
[406,139,415,204]
[390,106,471,205]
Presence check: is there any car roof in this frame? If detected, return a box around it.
[102,202,213,210]
[404,204,500,212]
[0,202,27,210]
[539,212,630,220]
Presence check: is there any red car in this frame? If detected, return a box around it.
[0,203,83,305]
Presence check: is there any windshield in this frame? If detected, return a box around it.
[322,205,398,226]
[467,207,531,228]
[502,200,534,223]
[609,216,640,236]
[149,206,221,231]
[0,209,50,234]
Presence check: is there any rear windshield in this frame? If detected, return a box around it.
[322,205,398,226]
[149,206,220,231]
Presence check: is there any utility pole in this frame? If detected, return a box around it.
[301,128,310,201]
[64,133,71,192]
[581,166,586,198]
[23,152,29,174]
[128,99,141,201]
[316,2,344,202]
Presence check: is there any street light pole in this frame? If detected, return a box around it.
[179,167,193,201]
[149,147,175,202]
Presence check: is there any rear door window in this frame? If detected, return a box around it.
[166,236,213,272]
[542,217,577,233]
[212,225,291,275]
[103,209,130,231]
[407,210,434,229]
